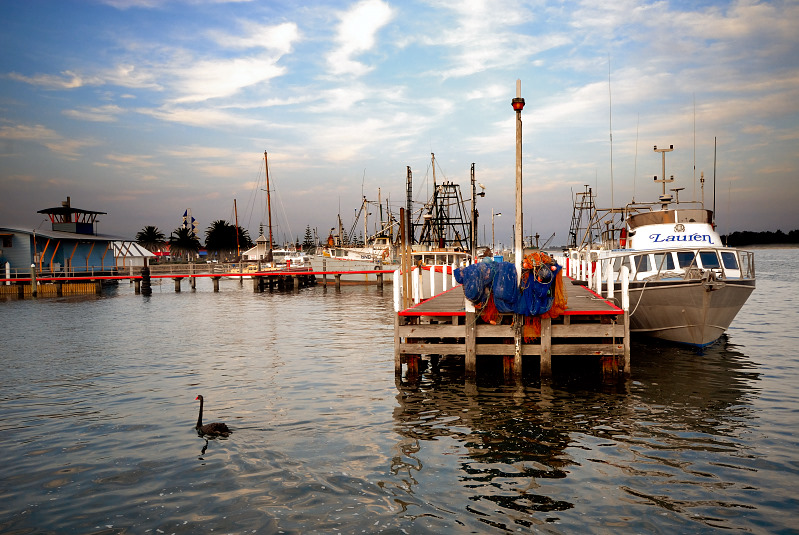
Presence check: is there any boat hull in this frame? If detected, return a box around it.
[317,256,397,284]
[625,279,755,347]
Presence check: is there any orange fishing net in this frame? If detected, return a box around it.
[521,251,568,341]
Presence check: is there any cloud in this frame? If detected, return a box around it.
[168,56,287,104]
[138,104,264,129]
[6,70,102,90]
[210,21,299,54]
[63,105,125,123]
[0,123,97,158]
[326,0,394,77]
[416,0,570,79]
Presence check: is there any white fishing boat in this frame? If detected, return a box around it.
[272,247,312,269]
[318,155,475,284]
[562,144,756,347]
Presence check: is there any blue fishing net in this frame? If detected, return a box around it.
[454,262,495,305]
[515,263,562,316]
[456,260,561,317]
[491,261,519,313]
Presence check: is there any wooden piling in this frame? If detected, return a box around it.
[141,265,152,296]
[29,265,37,297]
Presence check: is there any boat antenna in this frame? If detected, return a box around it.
[693,94,697,201]
[713,136,717,228]
[608,54,614,209]
[633,113,639,203]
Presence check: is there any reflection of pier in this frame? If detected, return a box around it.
[387,338,759,530]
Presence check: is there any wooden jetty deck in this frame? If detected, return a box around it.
[394,272,630,380]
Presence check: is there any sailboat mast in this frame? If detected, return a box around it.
[264,151,274,249]
[234,198,240,259]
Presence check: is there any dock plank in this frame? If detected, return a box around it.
[399,279,622,316]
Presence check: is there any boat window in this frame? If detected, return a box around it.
[633,254,650,273]
[676,251,697,269]
[653,253,674,271]
[699,251,720,269]
[721,251,739,270]
[618,255,632,275]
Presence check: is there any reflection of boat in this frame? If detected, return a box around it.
[561,145,755,347]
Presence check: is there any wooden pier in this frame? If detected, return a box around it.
[393,266,630,381]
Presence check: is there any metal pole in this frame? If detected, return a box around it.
[512,79,525,285]
[470,163,476,259]
[511,79,526,377]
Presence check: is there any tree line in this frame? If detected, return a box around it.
[722,229,799,246]
[135,222,319,261]
[135,220,254,262]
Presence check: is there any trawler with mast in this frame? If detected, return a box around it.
[565,144,756,347]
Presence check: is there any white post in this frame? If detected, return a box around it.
[621,266,630,312]
[393,269,401,311]
[465,292,475,313]
[413,266,421,304]
[594,258,602,294]
[442,264,449,291]
[4,262,9,285]
[429,265,435,297]
[606,263,615,299]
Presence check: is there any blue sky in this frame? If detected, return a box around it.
[1,0,797,247]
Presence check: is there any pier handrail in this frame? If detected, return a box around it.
[393,263,459,312]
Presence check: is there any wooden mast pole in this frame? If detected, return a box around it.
[234,199,241,260]
[265,151,274,249]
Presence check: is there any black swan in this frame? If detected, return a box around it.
[195,395,232,437]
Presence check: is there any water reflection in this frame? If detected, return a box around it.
[388,336,761,531]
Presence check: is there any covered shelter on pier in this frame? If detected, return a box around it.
[0,197,147,280]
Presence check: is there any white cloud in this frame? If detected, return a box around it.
[168,56,286,104]
[138,104,264,129]
[0,123,97,158]
[63,105,125,123]
[326,0,394,77]
[6,70,101,90]
[416,0,571,79]
[210,21,299,54]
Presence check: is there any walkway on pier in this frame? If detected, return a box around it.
[394,276,630,381]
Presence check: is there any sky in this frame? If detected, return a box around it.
[1,0,798,248]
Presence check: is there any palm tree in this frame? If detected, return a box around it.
[169,227,201,261]
[205,220,237,261]
[135,225,166,252]
[205,220,253,261]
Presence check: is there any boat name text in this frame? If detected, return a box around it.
[649,233,715,244]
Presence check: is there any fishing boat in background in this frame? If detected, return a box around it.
[318,154,475,283]
[563,144,756,347]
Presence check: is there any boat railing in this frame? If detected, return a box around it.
[557,246,755,298]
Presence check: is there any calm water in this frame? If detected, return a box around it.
[1,249,797,534]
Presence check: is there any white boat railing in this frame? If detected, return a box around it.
[393,262,461,312]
